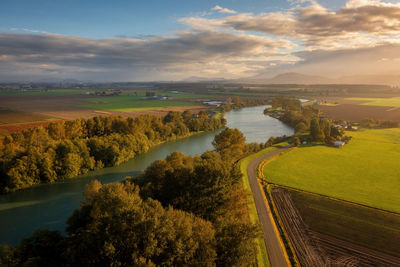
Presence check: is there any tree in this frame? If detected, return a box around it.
[310,117,324,141]
[212,128,246,160]
[293,137,301,147]
[295,122,308,133]
[65,181,217,266]
[7,229,64,267]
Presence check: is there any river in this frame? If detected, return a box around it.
[0,105,293,245]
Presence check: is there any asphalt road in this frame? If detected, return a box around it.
[247,147,290,267]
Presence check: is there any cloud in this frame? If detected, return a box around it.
[263,43,400,76]
[2,0,400,81]
[183,0,400,49]
[0,32,294,81]
[211,5,237,14]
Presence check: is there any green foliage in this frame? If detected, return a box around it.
[134,146,259,265]
[221,96,271,112]
[3,229,64,267]
[212,128,246,161]
[0,111,225,193]
[65,181,216,266]
[310,117,332,142]
[266,97,317,134]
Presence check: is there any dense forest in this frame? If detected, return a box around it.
[0,111,225,193]
[0,128,267,266]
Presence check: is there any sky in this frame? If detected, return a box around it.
[0,0,400,82]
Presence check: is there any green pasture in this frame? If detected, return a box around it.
[289,188,400,257]
[79,95,199,112]
[264,128,400,213]
[0,89,89,96]
[346,97,400,107]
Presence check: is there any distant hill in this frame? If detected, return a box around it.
[181,76,226,82]
[253,72,333,84]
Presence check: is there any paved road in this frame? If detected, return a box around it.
[247,147,290,267]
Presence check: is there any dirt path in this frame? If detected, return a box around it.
[247,148,290,267]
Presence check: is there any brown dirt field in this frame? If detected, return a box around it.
[0,109,50,124]
[0,121,53,136]
[0,94,103,120]
[270,188,400,267]
[0,94,208,121]
[319,104,400,122]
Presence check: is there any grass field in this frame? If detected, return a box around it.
[264,128,400,213]
[346,97,400,107]
[289,188,400,257]
[0,89,87,96]
[79,95,200,112]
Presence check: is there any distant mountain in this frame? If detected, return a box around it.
[181,76,226,82]
[244,72,333,84]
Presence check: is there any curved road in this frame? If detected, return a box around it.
[247,147,290,267]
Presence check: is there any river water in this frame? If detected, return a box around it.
[0,105,293,245]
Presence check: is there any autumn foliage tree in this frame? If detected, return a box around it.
[0,111,225,193]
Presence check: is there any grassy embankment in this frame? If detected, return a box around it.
[264,128,400,213]
[79,92,209,112]
[288,188,400,257]
[240,145,291,267]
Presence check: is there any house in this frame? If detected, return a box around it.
[332,141,345,148]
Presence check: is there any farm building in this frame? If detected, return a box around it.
[332,141,345,148]
[203,101,223,107]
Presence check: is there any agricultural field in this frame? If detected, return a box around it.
[80,97,198,112]
[318,96,400,122]
[0,89,211,123]
[0,109,58,136]
[289,188,400,258]
[346,96,400,107]
[269,187,400,266]
[0,89,88,96]
[0,109,51,124]
[78,92,205,112]
[264,128,400,213]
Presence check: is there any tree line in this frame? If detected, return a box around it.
[265,97,349,144]
[1,128,268,266]
[0,111,226,193]
[222,96,272,112]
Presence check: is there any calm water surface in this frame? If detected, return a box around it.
[0,106,293,245]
